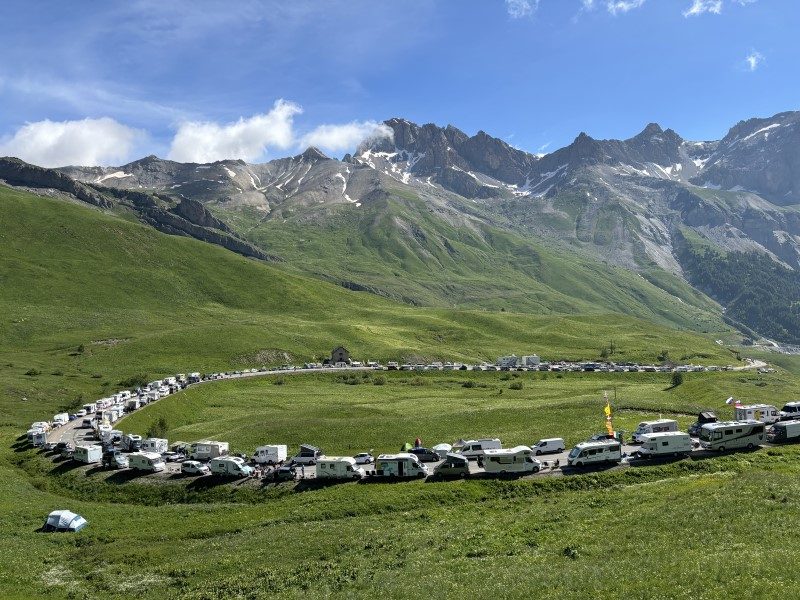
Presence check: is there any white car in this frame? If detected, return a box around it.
[353,452,374,465]
[181,460,210,475]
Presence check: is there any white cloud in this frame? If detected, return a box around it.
[683,0,723,17]
[582,0,596,8]
[167,99,301,163]
[606,0,646,15]
[506,0,537,19]
[300,121,393,154]
[744,50,764,71]
[0,117,142,167]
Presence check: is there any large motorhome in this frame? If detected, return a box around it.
[567,440,622,467]
[779,401,800,420]
[252,445,288,465]
[189,440,229,461]
[73,445,102,464]
[375,453,428,478]
[315,457,366,480]
[636,432,692,458]
[482,446,541,474]
[121,434,142,452]
[733,404,780,425]
[699,420,765,451]
[52,413,69,427]
[82,403,97,414]
[453,438,502,459]
[141,438,168,454]
[129,452,166,472]
[189,372,202,383]
[632,419,678,443]
[767,420,800,444]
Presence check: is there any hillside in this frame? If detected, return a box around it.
[0,185,736,426]
[32,109,800,343]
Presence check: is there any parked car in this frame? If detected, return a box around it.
[409,447,440,462]
[432,453,470,478]
[353,452,374,465]
[274,465,297,481]
[163,451,187,463]
[102,450,129,470]
[181,460,210,475]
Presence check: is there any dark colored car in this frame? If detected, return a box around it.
[432,454,470,478]
[274,465,297,481]
[410,447,440,462]
[688,411,718,436]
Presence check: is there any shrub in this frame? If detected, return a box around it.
[273,377,286,386]
[373,375,386,386]
[146,416,169,439]
[51,370,63,376]
[24,368,40,377]
[118,373,149,389]
[671,372,684,387]
[509,381,524,390]
[410,377,426,386]
[462,380,476,389]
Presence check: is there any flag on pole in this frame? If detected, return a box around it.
[604,391,614,436]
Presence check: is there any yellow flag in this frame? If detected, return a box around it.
[604,400,612,418]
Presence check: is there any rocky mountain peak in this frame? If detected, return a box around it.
[298,146,330,161]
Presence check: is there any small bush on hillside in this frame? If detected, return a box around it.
[509,381,524,390]
[499,373,512,381]
[462,380,477,388]
[25,369,40,377]
[91,373,103,379]
[51,370,63,376]
[671,372,684,387]
[373,375,386,386]
[273,377,286,386]
[410,377,426,386]
[119,373,149,388]
[147,416,169,439]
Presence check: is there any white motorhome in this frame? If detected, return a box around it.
[32,431,48,447]
[73,444,102,464]
[149,380,163,390]
[52,413,69,427]
[82,403,97,414]
[209,456,253,477]
[699,420,765,451]
[637,432,692,458]
[121,434,142,452]
[315,457,365,480]
[189,372,202,383]
[125,398,141,412]
[31,421,50,433]
[734,404,780,425]
[767,420,800,444]
[129,451,166,472]
[454,438,502,459]
[375,453,428,478]
[482,446,542,474]
[252,444,287,465]
[141,438,168,454]
[189,440,229,461]
[632,419,678,443]
[567,440,623,467]
[164,377,177,386]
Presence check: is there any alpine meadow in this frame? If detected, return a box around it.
[2,2,800,599]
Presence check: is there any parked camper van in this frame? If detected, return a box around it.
[141,438,168,454]
[632,419,678,443]
[567,440,622,467]
[209,456,253,477]
[767,420,800,444]
[636,432,692,458]
[82,403,97,414]
[124,398,141,413]
[315,457,365,480]
[32,431,48,448]
[102,450,129,469]
[734,404,780,424]
[52,413,69,427]
[375,453,428,478]
[699,420,764,451]
[189,372,202,383]
[532,438,565,455]
[129,452,166,472]
[291,444,322,465]
[73,444,102,464]
[482,446,542,474]
[189,440,229,461]
[121,434,142,452]
[779,401,800,420]
[454,438,502,460]
[252,445,287,465]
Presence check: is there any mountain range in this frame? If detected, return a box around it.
[3,109,800,343]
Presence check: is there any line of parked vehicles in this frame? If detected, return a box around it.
[24,367,798,485]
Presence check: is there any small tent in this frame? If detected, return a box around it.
[43,510,88,533]
[432,443,452,459]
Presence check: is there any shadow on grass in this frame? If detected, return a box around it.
[49,460,85,475]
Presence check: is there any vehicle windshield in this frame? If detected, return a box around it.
[568,448,579,459]
[699,428,712,441]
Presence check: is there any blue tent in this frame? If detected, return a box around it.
[43,510,88,532]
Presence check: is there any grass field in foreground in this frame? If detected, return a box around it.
[4,369,800,598]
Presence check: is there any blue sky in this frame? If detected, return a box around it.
[0,0,795,166]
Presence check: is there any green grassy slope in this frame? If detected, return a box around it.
[0,185,735,426]
[221,191,725,333]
